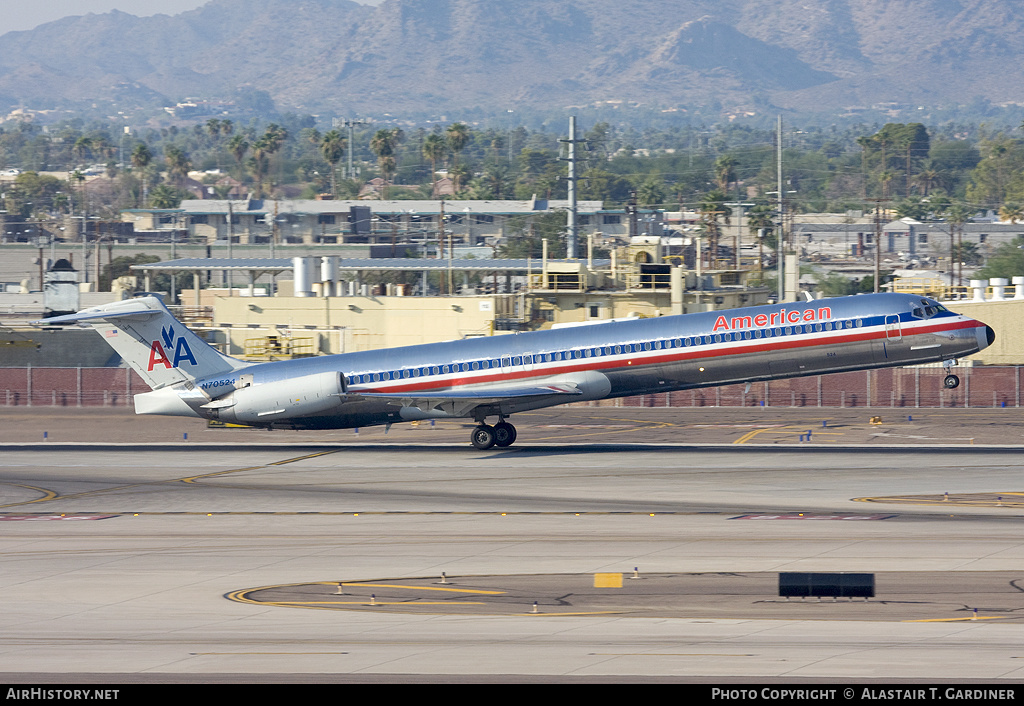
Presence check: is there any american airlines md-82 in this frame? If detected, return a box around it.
[38,292,994,449]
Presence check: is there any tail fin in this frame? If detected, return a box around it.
[37,296,246,389]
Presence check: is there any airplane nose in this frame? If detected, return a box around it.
[986,325,996,347]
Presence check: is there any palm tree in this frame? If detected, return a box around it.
[879,170,897,199]
[249,137,272,198]
[482,163,510,200]
[856,135,875,196]
[206,118,223,142]
[248,125,288,198]
[227,134,249,183]
[370,128,404,199]
[163,146,191,188]
[320,130,346,198]
[698,190,731,267]
[446,122,470,190]
[422,133,447,196]
[72,136,93,166]
[915,162,941,196]
[130,143,152,207]
[945,203,973,287]
[636,176,666,207]
[448,164,470,196]
[746,202,776,270]
[149,183,182,209]
[713,155,737,195]
[999,202,1023,224]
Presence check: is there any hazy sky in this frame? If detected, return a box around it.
[4,0,382,34]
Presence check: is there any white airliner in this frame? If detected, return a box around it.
[39,293,993,449]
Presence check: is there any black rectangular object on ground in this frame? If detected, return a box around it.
[779,572,875,598]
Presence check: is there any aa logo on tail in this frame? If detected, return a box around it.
[148,326,197,371]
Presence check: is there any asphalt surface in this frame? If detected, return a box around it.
[2,406,1023,682]
[2,404,1024,447]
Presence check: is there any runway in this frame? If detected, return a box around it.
[1,409,1023,681]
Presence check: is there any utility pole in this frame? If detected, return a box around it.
[333,118,369,180]
[874,202,881,293]
[226,201,233,290]
[559,116,585,259]
[438,200,446,295]
[867,198,891,293]
[776,115,784,303]
[626,190,638,240]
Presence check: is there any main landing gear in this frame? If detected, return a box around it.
[942,359,960,389]
[470,419,517,450]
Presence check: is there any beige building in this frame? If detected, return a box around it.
[946,297,1024,366]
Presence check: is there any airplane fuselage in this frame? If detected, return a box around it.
[157,293,991,433]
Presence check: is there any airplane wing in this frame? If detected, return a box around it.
[352,382,583,417]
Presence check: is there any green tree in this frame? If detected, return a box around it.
[713,155,737,194]
[698,189,731,264]
[320,129,346,198]
[227,134,249,182]
[977,236,1024,279]
[497,212,567,258]
[422,133,447,196]
[816,271,857,297]
[966,136,1024,206]
[100,253,167,292]
[130,143,152,207]
[163,145,191,187]
[445,123,470,190]
[370,128,404,199]
[579,168,632,204]
[636,176,667,207]
[149,183,184,209]
[999,202,1023,223]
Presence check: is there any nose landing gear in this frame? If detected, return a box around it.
[470,418,517,449]
[942,359,960,389]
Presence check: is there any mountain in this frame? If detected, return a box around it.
[1,0,1023,116]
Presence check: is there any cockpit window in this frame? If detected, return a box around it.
[912,299,947,319]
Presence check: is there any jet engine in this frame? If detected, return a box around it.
[202,370,346,424]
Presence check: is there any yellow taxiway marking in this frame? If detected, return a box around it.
[0,484,59,509]
[520,611,624,616]
[904,616,1006,622]
[180,450,340,483]
[272,601,487,606]
[854,496,1024,508]
[733,427,844,444]
[0,451,343,510]
[341,582,505,594]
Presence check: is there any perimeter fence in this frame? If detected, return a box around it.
[0,366,1020,409]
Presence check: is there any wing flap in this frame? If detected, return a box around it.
[353,382,583,403]
[351,382,583,419]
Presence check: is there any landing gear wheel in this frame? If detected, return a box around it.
[493,421,517,448]
[471,424,496,450]
[944,374,960,389]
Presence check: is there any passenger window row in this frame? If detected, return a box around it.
[348,318,866,385]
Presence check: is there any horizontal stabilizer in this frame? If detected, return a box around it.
[35,307,159,325]
[34,296,244,390]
